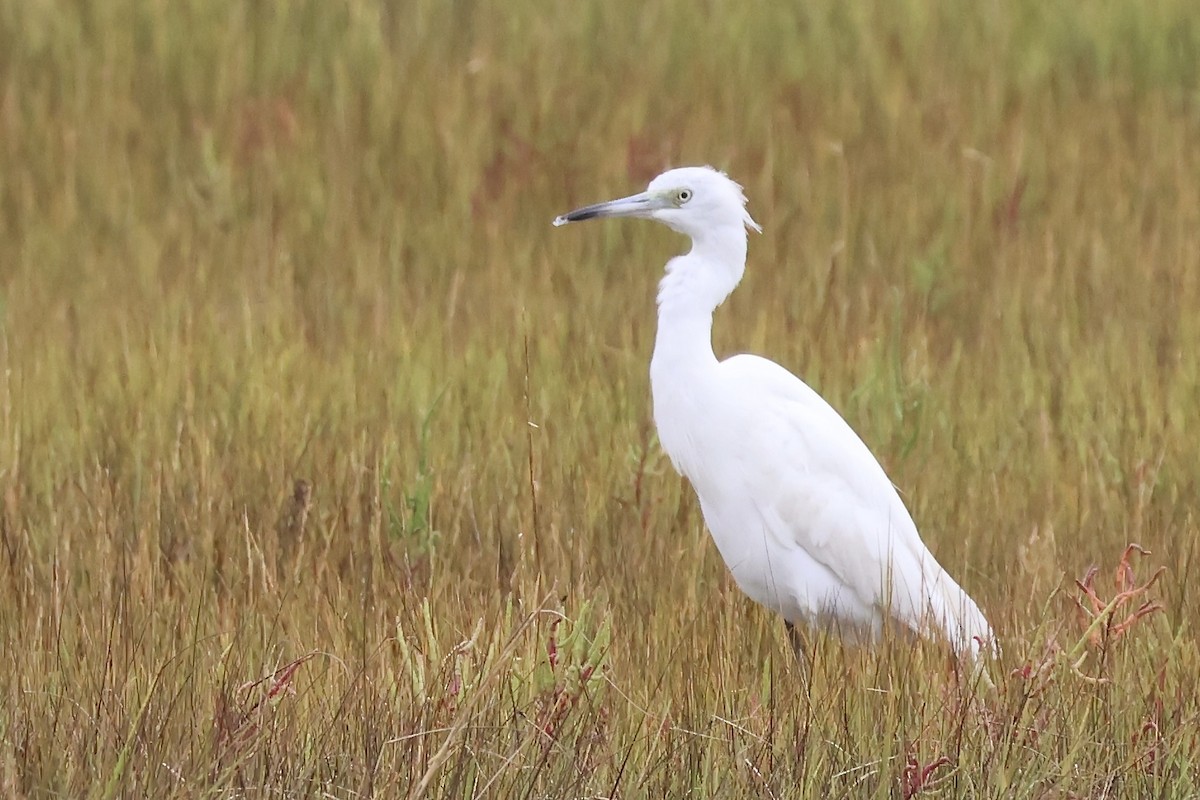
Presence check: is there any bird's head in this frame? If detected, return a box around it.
[554,166,761,240]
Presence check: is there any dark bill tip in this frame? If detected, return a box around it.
[552,205,607,227]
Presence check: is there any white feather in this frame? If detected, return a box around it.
[557,165,996,659]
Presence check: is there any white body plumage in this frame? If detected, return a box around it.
[555,166,994,658]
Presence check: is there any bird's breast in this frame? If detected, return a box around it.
[648,375,711,483]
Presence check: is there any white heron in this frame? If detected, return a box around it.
[553,166,995,660]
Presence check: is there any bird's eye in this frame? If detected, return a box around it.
[677,189,693,204]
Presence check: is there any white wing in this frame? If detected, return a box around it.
[710,354,994,655]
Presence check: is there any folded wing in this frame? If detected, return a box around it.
[719,354,994,657]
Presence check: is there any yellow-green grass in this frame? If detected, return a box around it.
[2,0,1199,795]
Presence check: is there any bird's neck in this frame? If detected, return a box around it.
[651,226,747,373]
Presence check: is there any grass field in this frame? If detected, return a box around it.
[2,0,1200,796]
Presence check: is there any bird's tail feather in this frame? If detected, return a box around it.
[924,566,997,660]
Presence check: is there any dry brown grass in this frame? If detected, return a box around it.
[1,0,1199,795]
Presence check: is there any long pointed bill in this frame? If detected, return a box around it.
[552,191,667,227]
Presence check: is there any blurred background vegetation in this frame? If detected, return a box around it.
[1,0,1198,796]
